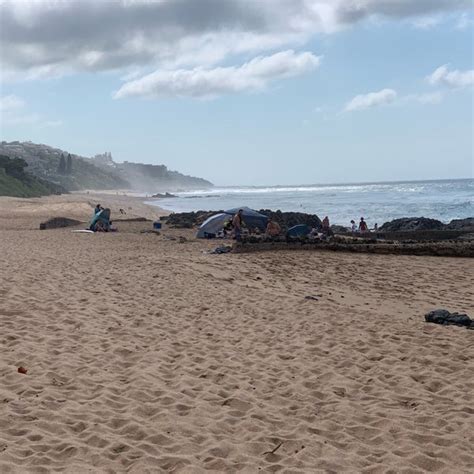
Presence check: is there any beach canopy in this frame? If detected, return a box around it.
[196,207,269,238]
[287,224,310,238]
[196,213,231,238]
[224,207,268,231]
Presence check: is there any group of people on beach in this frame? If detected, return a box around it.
[225,209,281,241]
[350,217,377,233]
[228,209,378,241]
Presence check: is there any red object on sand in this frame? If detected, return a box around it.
[17,367,27,374]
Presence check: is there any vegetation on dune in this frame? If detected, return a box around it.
[0,142,129,192]
[0,155,66,197]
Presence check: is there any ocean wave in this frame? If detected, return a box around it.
[176,184,401,196]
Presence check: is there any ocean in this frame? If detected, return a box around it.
[146,179,473,226]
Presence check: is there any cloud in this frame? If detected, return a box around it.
[114,50,321,99]
[0,94,25,111]
[0,0,471,79]
[0,95,61,126]
[456,12,474,30]
[414,92,444,104]
[345,88,397,112]
[412,16,443,29]
[428,65,474,88]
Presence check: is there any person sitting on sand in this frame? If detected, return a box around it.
[223,219,233,237]
[232,209,244,241]
[266,218,281,237]
[94,204,103,215]
[359,217,368,232]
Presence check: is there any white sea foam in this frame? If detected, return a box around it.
[147,179,474,225]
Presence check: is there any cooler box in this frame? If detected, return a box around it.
[153,221,162,230]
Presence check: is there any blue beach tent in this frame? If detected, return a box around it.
[286,224,310,238]
[224,207,268,231]
[196,207,268,238]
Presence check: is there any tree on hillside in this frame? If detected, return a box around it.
[58,154,66,174]
[66,153,73,174]
[0,155,28,178]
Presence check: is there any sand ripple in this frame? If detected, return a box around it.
[0,222,473,472]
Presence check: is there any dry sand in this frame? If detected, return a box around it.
[0,193,473,473]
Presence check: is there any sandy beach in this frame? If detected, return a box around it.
[0,193,473,473]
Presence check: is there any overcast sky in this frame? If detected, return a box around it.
[0,0,473,185]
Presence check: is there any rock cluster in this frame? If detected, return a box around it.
[380,216,474,232]
[444,218,474,231]
[151,192,177,198]
[425,309,473,329]
[330,224,348,234]
[161,211,220,228]
[258,209,322,231]
[379,217,444,232]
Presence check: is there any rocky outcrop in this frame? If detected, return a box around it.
[151,192,177,198]
[445,218,474,231]
[331,224,348,234]
[161,211,219,228]
[258,209,322,231]
[233,238,474,258]
[379,217,444,232]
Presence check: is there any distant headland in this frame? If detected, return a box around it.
[0,141,213,198]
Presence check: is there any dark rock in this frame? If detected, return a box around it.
[258,209,322,231]
[331,224,348,234]
[40,217,81,230]
[425,309,473,329]
[380,217,444,232]
[151,192,177,198]
[445,218,474,231]
[161,210,222,228]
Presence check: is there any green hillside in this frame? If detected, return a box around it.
[0,155,65,198]
[0,142,129,191]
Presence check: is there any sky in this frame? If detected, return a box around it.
[0,0,473,186]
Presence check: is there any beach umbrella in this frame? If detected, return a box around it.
[196,213,230,238]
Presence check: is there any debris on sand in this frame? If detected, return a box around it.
[425,309,473,329]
